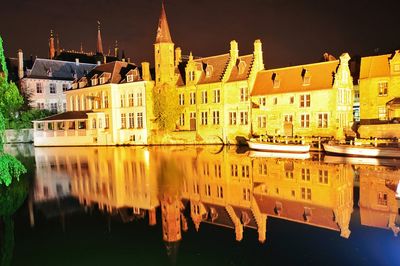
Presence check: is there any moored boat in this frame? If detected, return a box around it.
[247,139,310,153]
[323,143,400,158]
[324,155,400,167]
[249,150,310,160]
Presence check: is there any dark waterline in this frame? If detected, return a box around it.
[2,144,400,266]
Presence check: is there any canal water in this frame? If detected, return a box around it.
[1,144,400,266]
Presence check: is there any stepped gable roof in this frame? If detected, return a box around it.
[83,61,138,84]
[251,60,339,96]
[228,54,254,82]
[193,54,230,84]
[27,58,96,81]
[359,53,391,79]
[35,111,93,121]
[254,193,340,231]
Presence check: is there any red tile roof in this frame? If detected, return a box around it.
[193,54,230,84]
[155,2,172,43]
[251,60,339,96]
[228,54,254,82]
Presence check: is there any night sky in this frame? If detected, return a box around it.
[1,0,399,68]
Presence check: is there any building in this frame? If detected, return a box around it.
[33,60,154,146]
[357,50,400,138]
[251,53,354,140]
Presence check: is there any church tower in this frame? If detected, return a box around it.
[154,1,175,86]
[96,21,104,55]
[49,30,55,60]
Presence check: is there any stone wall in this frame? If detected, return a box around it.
[4,129,34,143]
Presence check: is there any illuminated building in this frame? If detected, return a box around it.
[358,50,400,138]
[251,53,354,140]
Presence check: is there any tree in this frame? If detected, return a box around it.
[0,36,8,80]
[152,83,183,131]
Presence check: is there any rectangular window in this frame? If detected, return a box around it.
[240,87,249,102]
[205,184,211,196]
[137,112,143,128]
[201,111,208,125]
[378,106,387,120]
[137,92,143,106]
[201,91,208,104]
[50,83,56,94]
[301,168,311,181]
[229,112,237,125]
[212,111,220,125]
[213,89,221,103]
[284,114,293,123]
[103,95,109,108]
[290,96,294,104]
[243,188,251,201]
[378,82,388,96]
[318,170,328,184]
[318,113,328,128]
[240,111,248,125]
[50,103,57,113]
[217,186,224,199]
[190,92,196,105]
[273,97,278,105]
[394,64,400,72]
[128,93,134,107]
[36,83,43,93]
[378,192,388,206]
[189,71,195,81]
[303,76,311,86]
[105,114,109,129]
[259,163,267,175]
[62,84,68,92]
[128,113,134,128]
[258,116,266,128]
[301,188,312,200]
[121,113,126,129]
[241,165,250,178]
[179,93,185,105]
[231,164,238,177]
[120,94,126,107]
[259,97,266,106]
[300,114,310,128]
[300,94,310,107]
[214,164,221,178]
[179,113,185,126]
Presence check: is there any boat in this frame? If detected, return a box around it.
[324,155,400,167]
[247,139,310,153]
[323,143,400,158]
[249,150,310,160]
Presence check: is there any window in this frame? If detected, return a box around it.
[284,114,293,123]
[203,163,210,176]
[229,112,237,125]
[258,116,266,128]
[378,82,388,96]
[273,79,280,88]
[259,97,266,106]
[242,165,250,178]
[201,111,208,125]
[103,95,109,108]
[105,114,109,128]
[137,92,143,106]
[50,83,56,94]
[121,113,126,129]
[36,83,43,93]
[179,113,185,126]
[98,119,103,129]
[213,89,220,103]
[301,188,312,200]
[212,111,220,125]
[286,171,294,179]
[289,96,294,104]
[128,93,134,107]
[217,186,224,199]
[240,87,248,102]
[189,71,195,81]
[179,93,185,105]
[231,164,238,177]
[91,78,98,86]
[92,118,97,129]
[201,91,208,104]
[240,111,248,125]
[318,170,328,184]
[318,113,328,128]
[126,74,134,83]
[303,76,311,85]
[99,77,105,84]
[214,164,221,178]
[300,114,310,128]
[137,112,143,128]
[273,97,278,105]
[190,92,196,105]
[62,84,68,92]
[128,113,134,128]
[378,192,388,206]
[301,168,311,181]
[243,188,251,201]
[120,94,126,107]
[394,64,400,72]
[378,106,387,120]
[206,66,213,78]
[259,163,267,175]
[50,103,57,113]
[300,94,310,107]
[205,184,211,196]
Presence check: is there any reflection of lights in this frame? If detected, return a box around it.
[396,181,400,199]
[144,150,150,166]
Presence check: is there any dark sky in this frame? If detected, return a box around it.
[0,0,399,68]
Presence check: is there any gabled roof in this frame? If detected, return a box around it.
[27,58,96,81]
[193,54,230,84]
[228,54,254,82]
[359,54,391,79]
[252,60,339,96]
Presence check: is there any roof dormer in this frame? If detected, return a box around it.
[238,60,246,75]
[99,72,111,84]
[301,69,311,86]
[91,74,98,86]
[78,77,87,88]
[126,68,139,83]
[272,72,280,88]
[205,64,213,78]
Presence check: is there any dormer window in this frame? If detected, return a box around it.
[394,64,400,72]
[91,78,98,86]
[238,61,246,75]
[303,76,311,86]
[272,73,280,89]
[126,74,134,83]
[99,77,105,84]
[205,65,213,78]
[47,68,53,77]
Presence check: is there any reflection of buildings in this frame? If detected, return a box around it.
[33,146,358,245]
[358,164,400,235]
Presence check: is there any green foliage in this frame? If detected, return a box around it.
[152,83,183,131]
[0,35,8,80]
[8,109,52,129]
[0,77,23,129]
[0,154,27,187]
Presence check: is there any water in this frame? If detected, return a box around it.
[1,144,400,266]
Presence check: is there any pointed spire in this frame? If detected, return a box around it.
[49,30,55,59]
[96,21,104,54]
[155,0,172,43]
[80,42,83,53]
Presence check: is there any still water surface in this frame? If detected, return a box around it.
[1,144,400,266]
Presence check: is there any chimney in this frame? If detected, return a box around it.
[253,39,264,71]
[18,49,24,79]
[75,58,80,66]
[141,62,151,81]
[175,47,182,67]
[230,40,239,60]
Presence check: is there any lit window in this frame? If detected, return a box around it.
[121,113,126,129]
[240,111,248,125]
[189,71,195,81]
[378,82,388,96]
[137,92,143,106]
[137,112,143,128]
[128,93,134,107]
[190,92,196,105]
[378,106,387,120]
[179,113,185,126]
[201,91,208,104]
[273,79,280,88]
[300,94,310,107]
[91,78,98,86]
[318,113,328,128]
[300,114,310,128]
[229,112,237,125]
[394,64,400,72]
[99,77,105,84]
[201,111,208,125]
[240,87,249,102]
[206,65,213,78]
[213,89,220,103]
[212,111,220,125]
[126,74,134,83]
[179,93,185,105]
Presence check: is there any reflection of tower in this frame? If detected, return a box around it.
[161,195,182,242]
